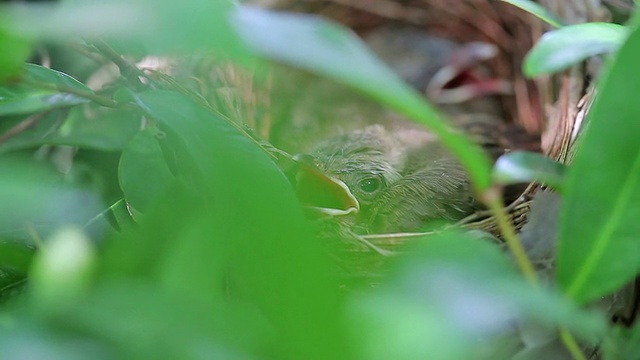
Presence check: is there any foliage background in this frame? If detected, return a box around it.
[0,0,639,359]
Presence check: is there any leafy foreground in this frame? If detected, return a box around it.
[0,1,638,359]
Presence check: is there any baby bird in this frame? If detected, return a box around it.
[310,124,477,234]
[289,25,510,234]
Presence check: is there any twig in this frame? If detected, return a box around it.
[350,230,396,256]
[456,194,528,226]
[91,39,154,89]
[361,231,434,240]
[0,111,50,145]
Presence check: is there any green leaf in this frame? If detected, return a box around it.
[23,63,93,92]
[0,241,33,299]
[0,29,31,81]
[348,230,607,360]
[110,199,136,231]
[557,24,640,303]
[0,87,87,116]
[0,156,104,245]
[52,107,141,151]
[0,64,92,116]
[0,241,33,275]
[524,23,628,77]
[67,282,267,359]
[603,323,640,360]
[0,322,110,360]
[108,89,350,360]
[500,0,564,28]
[1,0,248,59]
[84,199,136,236]
[119,127,175,212]
[492,151,566,191]
[0,107,141,153]
[232,6,492,191]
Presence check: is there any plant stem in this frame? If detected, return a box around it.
[559,327,587,360]
[57,85,119,108]
[0,111,50,145]
[483,187,586,360]
[90,39,157,89]
[483,187,538,284]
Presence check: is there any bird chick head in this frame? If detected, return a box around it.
[308,124,475,234]
[310,125,406,208]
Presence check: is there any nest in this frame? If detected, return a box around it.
[192,0,619,276]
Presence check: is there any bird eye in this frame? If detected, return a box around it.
[359,177,381,193]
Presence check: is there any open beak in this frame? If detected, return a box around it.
[293,154,360,217]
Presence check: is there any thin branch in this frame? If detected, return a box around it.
[90,39,154,88]
[0,111,50,145]
[361,231,434,240]
[456,194,528,226]
[348,230,396,256]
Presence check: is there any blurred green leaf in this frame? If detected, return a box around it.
[23,64,92,92]
[67,282,267,359]
[0,29,31,81]
[524,23,628,77]
[97,89,350,360]
[1,0,248,59]
[0,241,33,300]
[83,199,136,237]
[0,321,112,360]
[51,107,141,151]
[348,231,606,360]
[500,0,564,28]
[603,323,640,360]
[0,242,33,275]
[109,200,136,231]
[557,24,640,303]
[0,107,141,153]
[0,64,92,116]
[0,88,85,116]
[232,6,492,190]
[493,151,566,191]
[0,157,103,244]
[119,127,175,212]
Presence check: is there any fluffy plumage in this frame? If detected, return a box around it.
[311,125,476,234]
